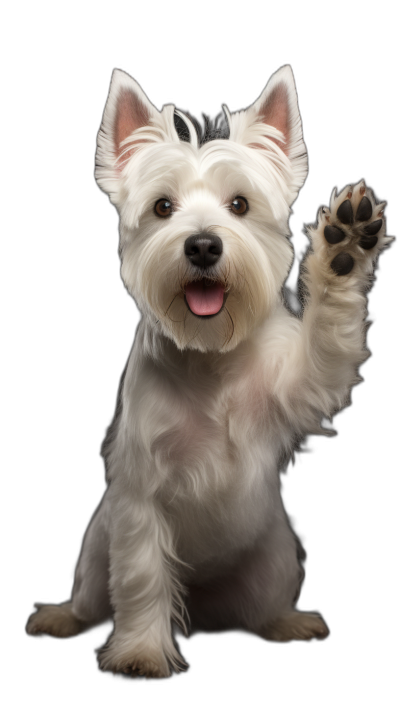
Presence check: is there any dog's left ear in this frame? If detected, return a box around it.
[227,65,308,197]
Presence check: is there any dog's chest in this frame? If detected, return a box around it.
[144,352,277,477]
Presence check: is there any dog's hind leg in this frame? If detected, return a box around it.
[25,601,86,638]
[26,491,111,638]
[257,609,329,642]
[187,498,329,642]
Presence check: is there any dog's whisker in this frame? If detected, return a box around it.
[221,306,235,348]
[164,292,181,318]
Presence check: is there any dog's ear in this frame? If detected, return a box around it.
[95,69,160,200]
[227,65,308,197]
[250,65,303,158]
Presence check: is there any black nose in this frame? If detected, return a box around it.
[184,232,223,268]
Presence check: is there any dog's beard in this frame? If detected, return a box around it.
[123,226,283,353]
[158,268,244,353]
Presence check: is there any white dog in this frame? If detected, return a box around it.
[26,65,391,677]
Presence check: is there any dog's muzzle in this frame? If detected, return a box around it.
[184,233,225,317]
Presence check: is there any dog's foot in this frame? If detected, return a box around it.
[97,635,188,678]
[97,646,170,678]
[309,180,391,283]
[257,610,330,642]
[26,602,86,638]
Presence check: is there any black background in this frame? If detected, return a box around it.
[14,16,398,710]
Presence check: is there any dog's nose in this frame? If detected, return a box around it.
[184,233,223,268]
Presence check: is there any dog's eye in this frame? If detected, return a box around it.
[230,197,248,215]
[155,199,173,218]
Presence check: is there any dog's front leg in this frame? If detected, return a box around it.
[97,489,186,678]
[284,181,391,427]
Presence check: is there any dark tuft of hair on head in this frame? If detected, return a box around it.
[174,110,230,145]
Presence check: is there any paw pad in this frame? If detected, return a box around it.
[359,235,378,250]
[324,225,345,244]
[355,196,373,222]
[364,219,383,236]
[337,199,353,225]
[330,252,354,276]
[321,182,386,276]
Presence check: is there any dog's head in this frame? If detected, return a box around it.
[95,66,307,352]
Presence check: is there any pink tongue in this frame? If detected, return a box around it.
[185,281,224,316]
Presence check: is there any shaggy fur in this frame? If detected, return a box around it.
[26,65,391,677]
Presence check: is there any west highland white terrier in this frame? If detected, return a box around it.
[26,65,391,677]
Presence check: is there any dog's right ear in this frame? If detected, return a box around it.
[95,69,160,202]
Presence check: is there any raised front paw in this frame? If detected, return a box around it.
[318,181,390,275]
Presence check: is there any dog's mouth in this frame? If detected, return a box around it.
[184,279,226,317]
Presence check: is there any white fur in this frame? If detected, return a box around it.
[26,65,391,676]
